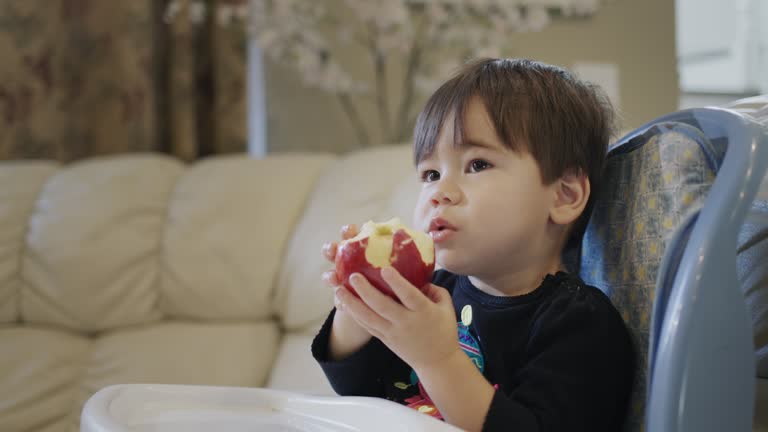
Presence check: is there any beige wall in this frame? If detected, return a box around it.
[264,0,678,154]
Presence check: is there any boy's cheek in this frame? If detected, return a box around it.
[412,214,427,233]
[412,201,431,232]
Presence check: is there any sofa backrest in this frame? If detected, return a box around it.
[0,153,335,332]
[273,144,420,332]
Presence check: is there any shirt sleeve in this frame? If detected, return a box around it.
[311,308,400,397]
[482,287,635,432]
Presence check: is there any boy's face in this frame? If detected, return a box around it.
[414,98,559,279]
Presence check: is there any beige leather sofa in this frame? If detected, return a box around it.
[2,97,767,432]
[0,146,424,431]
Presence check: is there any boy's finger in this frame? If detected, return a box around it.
[349,273,401,322]
[340,224,358,240]
[321,242,337,261]
[335,284,390,333]
[333,286,346,311]
[423,283,451,305]
[381,267,428,311]
[322,270,340,287]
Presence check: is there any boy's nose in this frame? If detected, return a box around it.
[430,188,460,206]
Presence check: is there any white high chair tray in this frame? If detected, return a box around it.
[81,384,462,432]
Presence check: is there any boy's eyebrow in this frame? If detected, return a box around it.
[461,137,501,151]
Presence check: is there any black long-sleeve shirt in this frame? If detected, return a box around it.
[312,270,634,431]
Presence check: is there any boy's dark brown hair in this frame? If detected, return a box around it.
[413,58,616,245]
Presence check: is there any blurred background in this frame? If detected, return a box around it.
[0,0,765,162]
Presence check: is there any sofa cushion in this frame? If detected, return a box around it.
[0,161,59,323]
[274,144,420,330]
[21,155,183,331]
[160,154,334,321]
[0,327,90,432]
[265,332,335,396]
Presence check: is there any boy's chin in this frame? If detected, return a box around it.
[435,254,472,276]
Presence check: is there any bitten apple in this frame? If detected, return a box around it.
[335,218,435,299]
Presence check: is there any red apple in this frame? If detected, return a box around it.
[335,218,435,300]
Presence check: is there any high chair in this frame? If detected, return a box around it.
[576,106,768,431]
[80,107,768,431]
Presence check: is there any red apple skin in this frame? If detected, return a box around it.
[336,229,434,300]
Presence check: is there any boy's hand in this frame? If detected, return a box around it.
[337,267,460,373]
[321,224,372,360]
[320,223,357,289]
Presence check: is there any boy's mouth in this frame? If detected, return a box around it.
[428,217,458,243]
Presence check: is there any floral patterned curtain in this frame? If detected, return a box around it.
[0,0,247,162]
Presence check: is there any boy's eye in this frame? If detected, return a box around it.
[421,170,440,182]
[469,159,491,172]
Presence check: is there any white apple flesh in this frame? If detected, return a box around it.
[335,218,435,300]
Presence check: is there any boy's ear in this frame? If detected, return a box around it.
[549,169,590,226]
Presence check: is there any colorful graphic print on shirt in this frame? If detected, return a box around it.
[390,320,485,420]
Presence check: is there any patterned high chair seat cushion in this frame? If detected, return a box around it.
[579,121,718,431]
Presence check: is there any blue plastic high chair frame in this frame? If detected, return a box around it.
[614,107,768,431]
